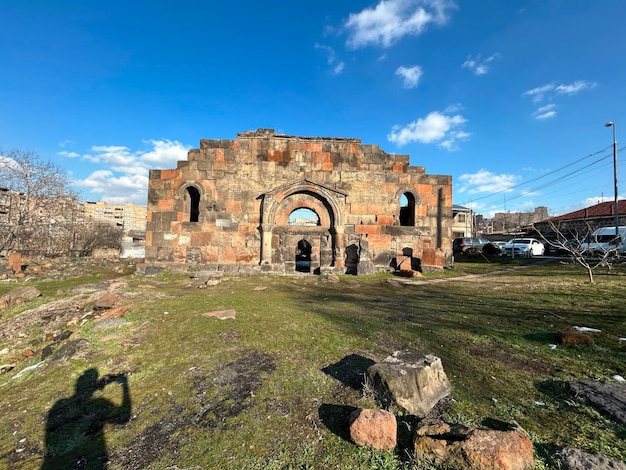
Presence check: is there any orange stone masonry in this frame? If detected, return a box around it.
[146,129,452,274]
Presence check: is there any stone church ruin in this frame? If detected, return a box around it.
[145,129,452,274]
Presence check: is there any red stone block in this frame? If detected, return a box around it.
[376,214,394,225]
[392,164,404,173]
[268,150,284,162]
[160,169,180,180]
[158,199,174,211]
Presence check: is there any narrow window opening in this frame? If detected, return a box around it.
[399,192,416,226]
[186,187,200,222]
[295,239,312,273]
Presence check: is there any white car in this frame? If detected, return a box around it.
[501,238,545,257]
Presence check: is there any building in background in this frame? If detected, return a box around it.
[452,204,473,238]
[83,201,147,232]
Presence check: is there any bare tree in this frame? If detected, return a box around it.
[73,221,123,257]
[0,149,77,255]
[532,221,618,284]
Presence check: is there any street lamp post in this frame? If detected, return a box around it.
[605,122,619,239]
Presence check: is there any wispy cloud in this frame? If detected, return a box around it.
[315,43,345,75]
[72,139,190,204]
[461,53,500,75]
[395,65,423,88]
[523,80,597,120]
[388,107,469,149]
[532,104,557,120]
[58,140,76,148]
[344,0,456,49]
[57,151,81,158]
[458,169,520,194]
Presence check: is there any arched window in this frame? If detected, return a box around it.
[288,208,320,226]
[185,186,200,222]
[399,192,415,226]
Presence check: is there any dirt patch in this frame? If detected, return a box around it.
[111,350,276,469]
[466,343,556,376]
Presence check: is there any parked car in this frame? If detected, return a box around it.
[580,226,626,257]
[555,239,581,256]
[501,238,545,257]
[453,237,491,255]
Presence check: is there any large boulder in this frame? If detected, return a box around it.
[413,419,534,470]
[0,286,41,311]
[349,408,397,451]
[366,350,451,417]
[559,446,626,470]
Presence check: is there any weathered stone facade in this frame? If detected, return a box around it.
[145,129,452,273]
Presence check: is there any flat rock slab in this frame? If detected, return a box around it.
[203,309,236,320]
[559,446,626,470]
[568,380,626,424]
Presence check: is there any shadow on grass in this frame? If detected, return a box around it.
[318,403,359,442]
[321,353,376,390]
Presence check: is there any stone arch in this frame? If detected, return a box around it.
[177,182,203,223]
[397,188,419,227]
[259,180,346,267]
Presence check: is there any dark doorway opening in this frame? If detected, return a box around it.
[399,193,415,226]
[295,239,312,273]
[344,244,359,275]
[186,187,200,223]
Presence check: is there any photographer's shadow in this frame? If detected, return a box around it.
[42,368,131,469]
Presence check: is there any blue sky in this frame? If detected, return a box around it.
[1,0,625,217]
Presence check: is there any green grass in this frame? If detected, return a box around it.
[0,259,624,469]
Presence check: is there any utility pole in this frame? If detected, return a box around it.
[605,122,619,240]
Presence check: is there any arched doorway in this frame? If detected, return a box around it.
[295,239,312,273]
[400,192,416,226]
[185,186,200,222]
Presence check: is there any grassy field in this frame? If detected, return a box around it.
[0,257,624,469]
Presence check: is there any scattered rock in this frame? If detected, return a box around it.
[367,350,451,417]
[202,309,236,320]
[568,380,626,424]
[386,279,402,287]
[50,339,90,362]
[144,266,165,276]
[413,419,535,470]
[94,293,124,309]
[397,270,422,278]
[349,408,397,451]
[327,274,340,283]
[96,306,129,322]
[93,318,127,331]
[8,252,23,273]
[558,329,594,346]
[253,286,267,291]
[0,286,41,311]
[558,446,626,470]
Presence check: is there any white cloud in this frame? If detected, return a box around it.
[57,151,80,158]
[555,80,597,95]
[458,169,520,194]
[523,80,596,103]
[532,104,557,120]
[315,43,345,75]
[461,53,499,76]
[395,65,423,88]
[387,110,469,149]
[522,83,555,103]
[344,0,456,49]
[72,139,190,205]
[58,140,76,148]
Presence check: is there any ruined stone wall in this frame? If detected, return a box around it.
[145,129,452,273]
